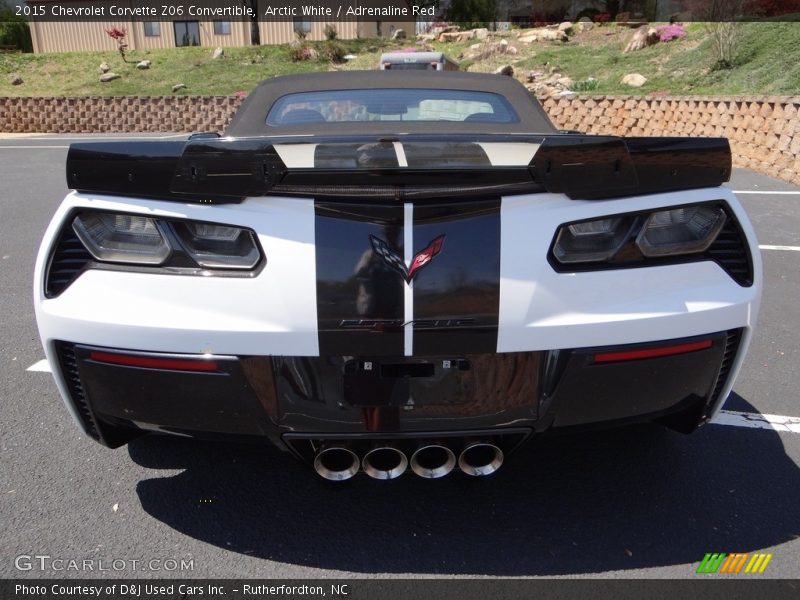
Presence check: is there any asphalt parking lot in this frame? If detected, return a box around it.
[1,134,798,579]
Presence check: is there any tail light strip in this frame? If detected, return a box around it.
[593,339,713,364]
[88,351,219,372]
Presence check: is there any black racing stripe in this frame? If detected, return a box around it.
[315,201,405,356]
[412,199,501,355]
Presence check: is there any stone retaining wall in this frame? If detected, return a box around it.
[0,96,244,134]
[1,93,798,186]
[542,95,800,187]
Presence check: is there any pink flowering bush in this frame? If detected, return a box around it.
[658,23,687,42]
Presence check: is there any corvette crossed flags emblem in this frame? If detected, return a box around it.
[369,234,446,283]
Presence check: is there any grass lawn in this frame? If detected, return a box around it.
[1,22,798,97]
[0,38,394,97]
[503,21,800,95]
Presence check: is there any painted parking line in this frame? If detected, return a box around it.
[733,190,800,195]
[27,359,51,373]
[0,134,188,141]
[760,245,800,252]
[0,145,69,149]
[712,410,800,433]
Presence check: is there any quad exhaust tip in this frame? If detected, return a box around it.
[313,445,360,481]
[312,440,504,481]
[410,444,456,479]
[458,442,504,477]
[362,446,408,480]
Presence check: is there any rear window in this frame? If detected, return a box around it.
[266,88,519,124]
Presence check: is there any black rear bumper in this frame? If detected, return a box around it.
[53,330,741,453]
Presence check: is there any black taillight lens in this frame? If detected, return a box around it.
[549,202,753,286]
[45,211,264,297]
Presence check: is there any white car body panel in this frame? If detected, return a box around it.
[36,189,760,385]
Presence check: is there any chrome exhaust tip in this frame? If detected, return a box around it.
[362,446,408,480]
[410,444,456,479]
[313,445,360,481]
[458,442,504,477]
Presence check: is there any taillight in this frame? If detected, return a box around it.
[549,202,751,285]
[72,213,171,265]
[172,222,260,269]
[594,339,713,364]
[89,350,219,372]
[68,211,262,271]
[636,205,726,257]
[46,210,265,296]
[553,217,635,264]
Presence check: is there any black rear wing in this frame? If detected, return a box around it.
[66,133,731,204]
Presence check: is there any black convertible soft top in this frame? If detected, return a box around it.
[225,70,558,137]
[66,71,732,203]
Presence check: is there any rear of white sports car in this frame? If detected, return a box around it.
[34,72,761,481]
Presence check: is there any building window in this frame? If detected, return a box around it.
[173,21,201,47]
[143,22,161,37]
[293,18,312,37]
[213,21,231,35]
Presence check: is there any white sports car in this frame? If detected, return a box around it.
[34,71,761,481]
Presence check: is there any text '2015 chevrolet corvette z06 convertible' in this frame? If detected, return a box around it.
[34,71,761,481]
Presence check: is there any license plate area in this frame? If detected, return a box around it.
[380,362,435,378]
[343,357,471,407]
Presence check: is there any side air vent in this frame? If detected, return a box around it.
[706,215,753,287]
[54,342,100,441]
[707,329,743,411]
[45,227,92,298]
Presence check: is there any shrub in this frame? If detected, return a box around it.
[570,78,600,92]
[324,24,338,40]
[446,0,496,29]
[706,22,739,69]
[289,44,315,62]
[682,0,741,68]
[321,41,345,63]
[658,23,687,42]
[0,4,32,52]
[105,27,129,62]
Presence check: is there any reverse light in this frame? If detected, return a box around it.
[636,205,726,257]
[553,217,633,264]
[172,222,260,269]
[72,213,170,265]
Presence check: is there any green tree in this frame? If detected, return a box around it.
[0,0,33,52]
[447,0,496,28]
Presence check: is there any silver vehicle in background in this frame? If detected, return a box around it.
[379,51,460,71]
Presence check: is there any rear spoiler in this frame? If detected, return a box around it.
[66,133,731,204]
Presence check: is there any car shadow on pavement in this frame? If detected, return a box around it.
[128,392,800,576]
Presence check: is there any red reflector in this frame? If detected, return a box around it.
[89,351,218,372]
[593,339,713,364]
